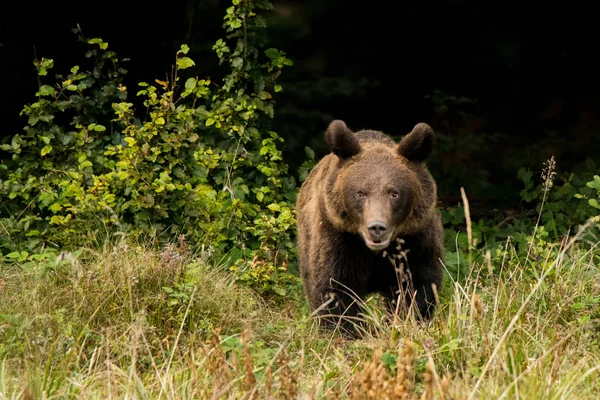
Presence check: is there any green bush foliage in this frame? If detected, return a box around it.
[441,156,600,280]
[0,0,299,296]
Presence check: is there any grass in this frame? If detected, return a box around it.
[1,218,600,399]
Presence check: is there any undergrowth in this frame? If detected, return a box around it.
[1,214,599,399]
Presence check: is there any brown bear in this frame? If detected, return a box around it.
[296,119,444,333]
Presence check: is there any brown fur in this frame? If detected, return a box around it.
[296,120,444,333]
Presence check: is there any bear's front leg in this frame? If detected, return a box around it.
[404,233,443,320]
[409,280,440,320]
[311,275,365,335]
[309,233,375,335]
[382,269,440,321]
[379,232,443,321]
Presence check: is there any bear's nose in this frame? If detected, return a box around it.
[368,221,388,240]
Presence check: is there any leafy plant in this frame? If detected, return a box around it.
[441,156,600,281]
[0,34,128,251]
[0,0,299,296]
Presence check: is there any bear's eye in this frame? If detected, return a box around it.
[390,191,399,199]
[357,191,366,198]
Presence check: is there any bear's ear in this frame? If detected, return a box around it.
[397,123,435,162]
[325,119,361,159]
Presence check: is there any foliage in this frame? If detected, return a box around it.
[441,156,600,280]
[0,37,128,250]
[0,0,299,296]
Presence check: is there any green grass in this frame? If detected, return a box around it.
[1,219,600,399]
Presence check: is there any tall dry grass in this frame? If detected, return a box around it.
[1,216,599,399]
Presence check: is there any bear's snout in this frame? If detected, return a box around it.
[367,221,388,240]
[363,220,391,251]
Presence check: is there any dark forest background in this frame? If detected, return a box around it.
[2,0,600,212]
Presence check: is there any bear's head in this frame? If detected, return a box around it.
[324,119,437,251]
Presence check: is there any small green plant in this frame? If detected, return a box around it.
[576,173,600,211]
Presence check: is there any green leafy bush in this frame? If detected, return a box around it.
[0,36,128,250]
[0,0,299,296]
[441,156,600,280]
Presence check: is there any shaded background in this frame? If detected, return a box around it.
[2,0,599,213]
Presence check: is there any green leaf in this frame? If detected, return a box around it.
[49,203,63,213]
[38,114,53,123]
[172,167,185,179]
[578,315,591,325]
[305,146,315,159]
[87,123,106,132]
[589,199,600,209]
[6,252,21,259]
[67,84,78,91]
[271,286,286,296]
[265,48,279,59]
[255,0,274,10]
[185,77,197,90]
[113,102,133,114]
[267,203,281,212]
[586,158,596,172]
[88,38,108,50]
[274,84,282,93]
[380,352,397,368]
[232,57,243,69]
[206,118,215,127]
[180,44,190,54]
[254,15,267,28]
[41,145,52,156]
[177,57,195,70]
[517,167,533,184]
[444,338,461,351]
[37,58,54,76]
[38,85,55,96]
[257,91,272,100]
[79,160,93,169]
[586,175,600,191]
[260,166,272,176]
